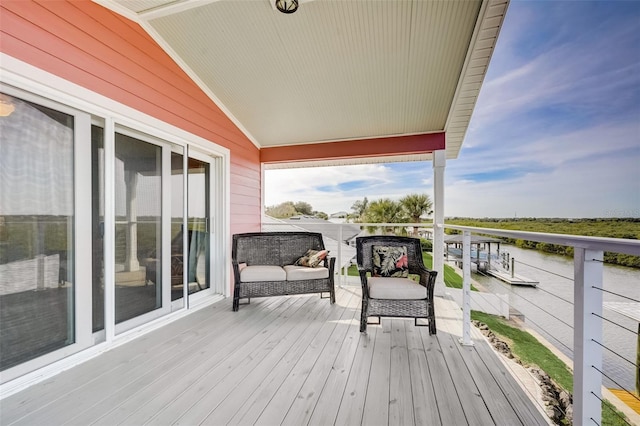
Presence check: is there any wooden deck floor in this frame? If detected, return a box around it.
[1,286,549,425]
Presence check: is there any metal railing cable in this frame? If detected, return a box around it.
[509,259,575,304]
[591,365,640,403]
[532,284,574,306]
[472,270,637,400]
[591,312,638,334]
[471,271,575,353]
[456,280,571,364]
[590,391,634,426]
[473,269,638,394]
[592,286,640,303]
[590,338,637,369]
[513,259,574,281]
[475,269,574,330]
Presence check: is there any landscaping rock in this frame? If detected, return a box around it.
[472,321,573,425]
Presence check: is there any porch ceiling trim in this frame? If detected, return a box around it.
[260,132,445,165]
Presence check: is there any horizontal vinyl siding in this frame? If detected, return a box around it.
[0,0,261,235]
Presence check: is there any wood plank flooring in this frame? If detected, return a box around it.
[0,286,550,425]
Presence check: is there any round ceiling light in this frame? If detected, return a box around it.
[275,0,298,14]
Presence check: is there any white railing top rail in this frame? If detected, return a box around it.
[443,224,640,256]
[264,221,640,256]
[265,222,434,228]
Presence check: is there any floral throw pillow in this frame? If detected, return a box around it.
[295,249,328,268]
[372,245,409,278]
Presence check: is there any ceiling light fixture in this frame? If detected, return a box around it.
[275,0,298,14]
[0,94,15,117]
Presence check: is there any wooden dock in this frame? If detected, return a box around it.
[486,268,539,286]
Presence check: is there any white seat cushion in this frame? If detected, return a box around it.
[241,265,286,282]
[368,277,426,300]
[283,265,329,281]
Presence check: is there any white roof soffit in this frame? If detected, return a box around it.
[98,0,508,160]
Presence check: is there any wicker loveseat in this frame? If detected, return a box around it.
[232,232,336,311]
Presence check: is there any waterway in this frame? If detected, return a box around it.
[472,245,639,392]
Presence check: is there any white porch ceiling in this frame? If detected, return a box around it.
[101,0,508,159]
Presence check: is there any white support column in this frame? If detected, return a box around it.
[460,230,473,346]
[573,248,604,425]
[338,224,343,288]
[432,150,446,295]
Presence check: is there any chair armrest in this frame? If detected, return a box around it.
[324,256,336,276]
[358,269,370,298]
[232,261,241,284]
[416,268,438,301]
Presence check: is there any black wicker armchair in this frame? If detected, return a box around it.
[356,235,437,334]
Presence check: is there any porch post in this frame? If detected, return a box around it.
[573,247,603,425]
[432,150,445,294]
[338,224,343,287]
[460,230,473,346]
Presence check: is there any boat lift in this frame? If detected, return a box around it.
[445,234,538,286]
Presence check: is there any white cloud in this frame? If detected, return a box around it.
[265,164,392,214]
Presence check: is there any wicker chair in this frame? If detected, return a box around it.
[356,235,437,334]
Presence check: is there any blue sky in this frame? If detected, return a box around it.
[265,1,640,218]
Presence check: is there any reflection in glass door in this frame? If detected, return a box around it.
[187,155,210,295]
[114,133,162,324]
[0,93,78,371]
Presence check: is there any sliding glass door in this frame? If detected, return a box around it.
[112,136,218,328]
[1,82,227,382]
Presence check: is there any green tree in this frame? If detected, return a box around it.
[350,197,369,222]
[314,211,329,220]
[265,201,297,218]
[363,198,406,234]
[400,193,433,236]
[294,201,313,216]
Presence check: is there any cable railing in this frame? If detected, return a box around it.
[261,219,640,425]
[445,225,640,426]
[472,244,639,425]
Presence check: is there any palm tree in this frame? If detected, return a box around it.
[400,194,433,236]
[350,197,368,222]
[363,198,406,234]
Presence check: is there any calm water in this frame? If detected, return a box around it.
[473,245,639,391]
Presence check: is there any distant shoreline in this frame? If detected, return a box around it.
[445,217,640,269]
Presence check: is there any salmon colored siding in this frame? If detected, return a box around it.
[0,0,261,234]
[261,132,446,164]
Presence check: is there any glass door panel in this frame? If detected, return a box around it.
[187,156,210,295]
[91,125,105,332]
[114,133,162,323]
[0,93,76,370]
